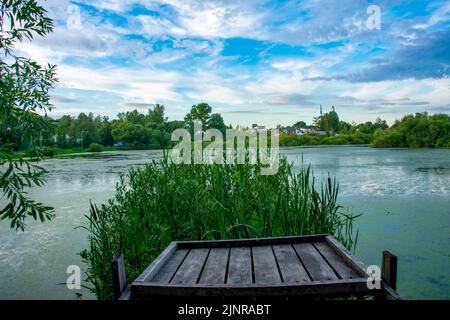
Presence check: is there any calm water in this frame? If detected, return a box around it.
[0,147,448,299]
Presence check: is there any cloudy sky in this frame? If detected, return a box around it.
[18,0,450,126]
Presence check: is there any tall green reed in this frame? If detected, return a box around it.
[80,153,359,299]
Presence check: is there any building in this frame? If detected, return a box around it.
[248,125,266,134]
[281,127,305,135]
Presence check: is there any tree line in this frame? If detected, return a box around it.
[6,105,449,154]
[279,111,450,148]
[2,102,230,154]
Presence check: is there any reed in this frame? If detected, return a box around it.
[80,153,359,299]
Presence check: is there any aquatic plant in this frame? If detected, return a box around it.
[80,153,359,299]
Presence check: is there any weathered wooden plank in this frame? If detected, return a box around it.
[177,234,328,249]
[198,248,229,284]
[150,248,189,283]
[381,282,401,300]
[111,251,127,299]
[227,247,252,284]
[293,243,338,281]
[313,242,359,279]
[272,244,310,283]
[135,242,178,282]
[382,251,398,291]
[252,246,282,284]
[119,287,131,300]
[131,279,371,298]
[325,236,368,277]
[170,248,210,285]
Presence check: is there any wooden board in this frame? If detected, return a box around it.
[313,242,358,279]
[150,248,189,283]
[176,234,328,249]
[170,249,209,285]
[252,246,282,284]
[227,247,252,284]
[292,243,338,281]
[273,244,310,283]
[198,248,229,284]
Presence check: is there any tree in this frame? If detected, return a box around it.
[97,117,114,146]
[371,112,450,148]
[118,109,145,125]
[0,0,57,230]
[208,113,226,135]
[165,120,184,133]
[146,104,165,128]
[322,112,339,134]
[184,102,212,132]
[56,115,72,148]
[72,113,97,147]
[293,121,306,130]
[337,121,352,134]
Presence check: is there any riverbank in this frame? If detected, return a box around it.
[10,146,119,159]
[11,142,450,162]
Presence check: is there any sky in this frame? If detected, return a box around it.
[17,0,450,127]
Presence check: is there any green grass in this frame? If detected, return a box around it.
[55,147,86,155]
[80,152,359,300]
[56,146,118,156]
[12,146,118,160]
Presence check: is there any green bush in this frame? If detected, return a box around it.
[25,146,57,158]
[80,153,359,299]
[43,147,57,157]
[371,113,450,148]
[87,143,105,153]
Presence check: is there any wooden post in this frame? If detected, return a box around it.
[111,251,127,300]
[381,251,397,291]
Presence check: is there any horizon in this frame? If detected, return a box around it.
[21,0,450,127]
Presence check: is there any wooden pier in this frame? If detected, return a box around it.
[113,234,399,300]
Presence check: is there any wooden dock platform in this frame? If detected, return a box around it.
[114,234,399,300]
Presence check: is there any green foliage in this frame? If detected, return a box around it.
[46,105,178,151]
[97,118,114,146]
[184,102,212,132]
[293,121,306,129]
[278,113,444,149]
[208,113,227,135]
[0,0,57,230]
[25,146,57,158]
[313,107,340,134]
[147,104,166,127]
[279,132,372,147]
[371,113,450,148]
[321,112,340,133]
[87,143,105,153]
[80,154,359,299]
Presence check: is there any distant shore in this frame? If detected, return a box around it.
[12,143,450,161]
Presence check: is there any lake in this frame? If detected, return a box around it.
[0,146,448,299]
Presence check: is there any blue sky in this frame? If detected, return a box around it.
[20,0,450,126]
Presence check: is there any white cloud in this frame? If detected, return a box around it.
[413,2,450,29]
[57,64,183,102]
[24,0,448,127]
